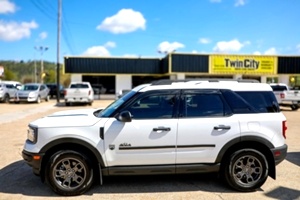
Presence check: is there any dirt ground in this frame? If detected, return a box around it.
[0,100,299,200]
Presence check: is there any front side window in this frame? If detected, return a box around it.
[122,92,177,119]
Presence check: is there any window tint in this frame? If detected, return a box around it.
[70,84,89,89]
[183,93,225,117]
[221,90,254,114]
[270,85,288,91]
[125,93,176,119]
[236,91,280,113]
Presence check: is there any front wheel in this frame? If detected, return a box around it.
[36,96,41,104]
[223,149,268,192]
[4,94,10,103]
[45,150,94,196]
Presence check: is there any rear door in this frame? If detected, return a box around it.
[176,89,241,164]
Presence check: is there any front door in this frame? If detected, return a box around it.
[103,91,179,167]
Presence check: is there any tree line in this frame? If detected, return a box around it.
[0,60,71,87]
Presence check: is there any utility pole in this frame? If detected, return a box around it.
[34,48,37,82]
[35,46,48,83]
[56,0,62,102]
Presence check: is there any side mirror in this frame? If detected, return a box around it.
[116,111,132,122]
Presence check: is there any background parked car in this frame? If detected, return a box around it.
[46,83,65,99]
[3,81,22,90]
[15,83,50,103]
[0,82,18,103]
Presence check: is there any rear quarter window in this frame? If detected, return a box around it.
[236,91,280,113]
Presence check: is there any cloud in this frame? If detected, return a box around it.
[104,41,116,48]
[234,0,246,7]
[97,9,146,34]
[213,39,249,53]
[39,32,47,40]
[210,0,222,3]
[264,47,277,55]
[0,20,38,41]
[253,51,261,55]
[198,38,211,44]
[157,41,185,54]
[82,46,110,57]
[0,0,16,14]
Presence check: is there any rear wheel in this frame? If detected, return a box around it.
[45,150,94,196]
[222,149,268,192]
[291,104,299,111]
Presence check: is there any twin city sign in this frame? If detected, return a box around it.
[210,55,277,75]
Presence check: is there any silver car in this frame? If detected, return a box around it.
[0,82,18,103]
[15,83,50,103]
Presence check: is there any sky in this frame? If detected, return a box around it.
[0,0,300,63]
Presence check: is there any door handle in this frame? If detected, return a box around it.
[214,125,231,130]
[153,127,171,132]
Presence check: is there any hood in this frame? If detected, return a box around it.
[18,90,36,95]
[30,108,102,128]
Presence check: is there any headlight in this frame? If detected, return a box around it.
[29,92,37,98]
[27,126,38,143]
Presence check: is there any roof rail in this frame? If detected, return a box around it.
[151,78,260,85]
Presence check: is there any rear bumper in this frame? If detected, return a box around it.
[271,144,288,165]
[65,97,93,103]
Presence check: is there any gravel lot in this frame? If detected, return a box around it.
[0,100,299,200]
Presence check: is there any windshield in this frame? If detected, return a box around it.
[97,90,136,117]
[21,85,39,91]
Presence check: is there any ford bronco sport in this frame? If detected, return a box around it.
[22,79,288,196]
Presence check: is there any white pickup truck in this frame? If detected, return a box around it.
[64,82,94,106]
[270,83,300,110]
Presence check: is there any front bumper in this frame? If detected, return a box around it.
[22,149,44,176]
[271,144,288,165]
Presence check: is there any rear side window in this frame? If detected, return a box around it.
[236,91,280,113]
[181,90,231,117]
[221,90,255,114]
[270,85,288,91]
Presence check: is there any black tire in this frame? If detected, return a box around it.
[223,149,268,192]
[36,96,41,104]
[291,104,299,111]
[4,94,10,103]
[65,102,70,106]
[45,150,94,196]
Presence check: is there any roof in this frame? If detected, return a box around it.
[137,79,273,92]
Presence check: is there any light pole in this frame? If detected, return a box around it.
[35,46,49,83]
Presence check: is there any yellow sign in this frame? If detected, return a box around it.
[210,55,277,75]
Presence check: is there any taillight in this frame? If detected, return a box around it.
[282,120,287,139]
[64,90,67,96]
[280,93,285,99]
[88,90,91,95]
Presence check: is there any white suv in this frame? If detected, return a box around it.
[22,79,288,196]
[0,82,18,103]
